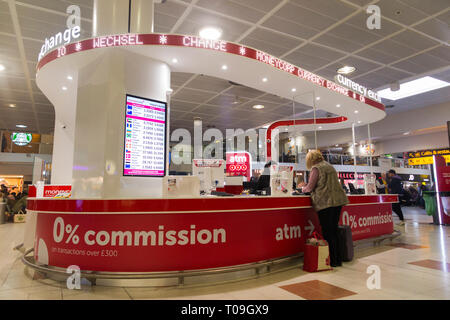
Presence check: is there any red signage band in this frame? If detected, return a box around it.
[36,33,384,112]
[26,194,398,213]
[33,202,393,272]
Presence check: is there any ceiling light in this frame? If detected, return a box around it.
[354,110,359,114]
[336,104,341,108]
[262,77,268,82]
[403,131,410,135]
[8,104,16,108]
[291,88,296,92]
[172,58,178,63]
[337,65,356,75]
[318,126,322,129]
[253,104,264,110]
[67,75,73,80]
[357,121,361,124]
[378,76,450,101]
[199,27,222,40]
[16,124,27,128]
[221,65,228,70]
[62,86,68,90]
[316,97,320,100]
[0,64,5,71]
[335,144,339,147]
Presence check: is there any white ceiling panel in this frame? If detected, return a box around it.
[185,75,232,92]
[313,33,365,53]
[261,16,319,40]
[390,30,440,51]
[397,0,450,16]
[376,0,428,26]
[413,18,450,43]
[177,8,250,41]
[207,94,250,107]
[391,59,433,74]
[274,2,338,31]
[356,47,404,65]
[195,0,266,23]
[369,39,419,59]
[345,11,404,38]
[170,100,200,112]
[289,0,355,20]
[223,86,265,99]
[172,88,217,103]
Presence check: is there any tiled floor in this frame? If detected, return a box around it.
[0,206,449,300]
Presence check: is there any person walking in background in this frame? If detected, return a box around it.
[299,150,349,267]
[387,169,405,225]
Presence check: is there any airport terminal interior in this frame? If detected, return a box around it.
[0,0,449,302]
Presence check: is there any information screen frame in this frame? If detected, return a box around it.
[123,94,167,178]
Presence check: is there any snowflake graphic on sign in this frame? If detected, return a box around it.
[75,42,82,51]
[159,35,168,44]
[239,46,246,55]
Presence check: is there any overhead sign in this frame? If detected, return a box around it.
[38,26,81,61]
[406,148,450,165]
[335,74,382,102]
[11,132,32,146]
[408,155,450,166]
[226,151,251,180]
[406,148,450,158]
[123,94,167,177]
[36,34,384,111]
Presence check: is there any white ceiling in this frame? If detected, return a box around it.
[0,0,449,135]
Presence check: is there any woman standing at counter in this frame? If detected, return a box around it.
[300,150,349,267]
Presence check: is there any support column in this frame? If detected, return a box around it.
[71,51,170,199]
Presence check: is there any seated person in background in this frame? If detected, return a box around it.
[255,161,275,192]
[339,178,349,194]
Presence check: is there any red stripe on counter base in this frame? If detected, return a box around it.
[26,195,398,213]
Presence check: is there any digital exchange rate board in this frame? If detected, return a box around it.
[123,95,166,177]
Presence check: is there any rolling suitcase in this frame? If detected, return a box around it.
[338,225,354,262]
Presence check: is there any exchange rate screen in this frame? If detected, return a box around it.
[123,94,166,177]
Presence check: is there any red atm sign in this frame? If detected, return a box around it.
[226,152,251,180]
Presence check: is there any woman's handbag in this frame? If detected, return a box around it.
[303,232,332,272]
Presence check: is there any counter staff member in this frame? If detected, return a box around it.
[387,169,405,226]
[255,160,276,193]
[299,150,349,267]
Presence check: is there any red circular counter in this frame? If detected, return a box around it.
[27,195,397,273]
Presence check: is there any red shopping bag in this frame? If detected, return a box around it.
[303,232,332,272]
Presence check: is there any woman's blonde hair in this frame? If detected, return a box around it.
[306,150,324,170]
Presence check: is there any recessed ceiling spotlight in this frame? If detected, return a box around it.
[0,64,5,71]
[262,77,268,82]
[336,104,341,107]
[403,131,410,135]
[337,65,356,75]
[8,104,16,108]
[357,121,362,124]
[354,110,359,114]
[172,58,178,63]
[335,144,339,147]
[199,27,222,40]
[221,65,228,70]
[291,88,296,92]
[67,75,73,80]
[62,86,68,90]
[16,124,27,128]
[316,97,320,100]
[252,104,264,110]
